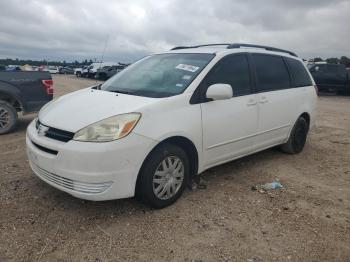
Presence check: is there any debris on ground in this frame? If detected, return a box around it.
[261,181,283,190]
[251,180,284,194]
[190,176,208,190]
[247,256,263,262]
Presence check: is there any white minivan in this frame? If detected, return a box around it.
[26,43,317,208]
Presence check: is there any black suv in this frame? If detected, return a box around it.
[308,63,350,94]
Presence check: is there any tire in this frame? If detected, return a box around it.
[137,143,190,208]
[280,117,308,154]
[76,72,81,77]
[0,100,18,135]
[100,73,107,81]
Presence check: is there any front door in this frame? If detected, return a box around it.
[200,54,259,168]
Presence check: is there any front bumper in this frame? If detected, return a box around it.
[26,120,156,201]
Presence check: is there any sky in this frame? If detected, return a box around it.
[0,0,349,63]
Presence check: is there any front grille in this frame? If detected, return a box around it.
[31,162,113,194]
[37,120,74,142]
[45,127,75,142]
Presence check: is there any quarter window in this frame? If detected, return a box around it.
[253,54,291,91]
[205,54,251,97]
[326,65,338,73]
[286,58,313,87]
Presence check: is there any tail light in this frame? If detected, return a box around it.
[42,79,54,95]
[314,85,319,96]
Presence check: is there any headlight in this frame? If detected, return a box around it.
[73,113,141,142]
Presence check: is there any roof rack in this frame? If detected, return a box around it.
[227,43,297,57]
[171,43,231,50]
[170,43,298,57]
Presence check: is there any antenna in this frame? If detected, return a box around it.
[96,34,109,85]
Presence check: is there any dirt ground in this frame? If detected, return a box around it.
[0,75,349,262]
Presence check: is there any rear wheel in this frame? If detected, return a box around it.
[137,144,189,208]
[0,100,18,135]
[280,117,308,154]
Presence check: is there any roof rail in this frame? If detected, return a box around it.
[227,43,298,57]
[170,43,298,57]
[171,43,231,50]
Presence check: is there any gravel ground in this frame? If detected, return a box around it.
[0,75,349,262]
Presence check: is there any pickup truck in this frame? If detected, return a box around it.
[0,71,53,134]
[82,62,118,78]
[308,63,350,94]
[74,66,89,77]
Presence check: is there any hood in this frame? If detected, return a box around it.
[39,88,156,132]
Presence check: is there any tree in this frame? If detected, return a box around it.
[340,56,350,66]
[326,58,339,64]
[313,57,323,62]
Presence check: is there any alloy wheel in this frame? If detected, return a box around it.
[0,106,10,130]
[152,156,185,200]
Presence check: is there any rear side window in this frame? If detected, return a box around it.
[205,54,251,97]
[253,54,291,92]
[326,64,339,73]
[286,58,313,87]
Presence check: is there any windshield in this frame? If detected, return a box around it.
[101,53,215,98]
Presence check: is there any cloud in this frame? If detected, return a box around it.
[0,0,349,62]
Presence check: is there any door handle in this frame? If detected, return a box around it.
[247,98,257,106]
[259,96,268,104]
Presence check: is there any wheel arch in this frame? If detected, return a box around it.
[135,135,199,193]
[0,90,23,112]
[299,112,310,130]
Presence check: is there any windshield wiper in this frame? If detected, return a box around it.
[91,84,102,90]
[108,89,135,95]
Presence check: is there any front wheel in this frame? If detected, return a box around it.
[137,144,189,208]
[280,117,308,154]
[0,100,18,135]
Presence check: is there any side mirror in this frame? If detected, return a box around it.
[206,84,233,101]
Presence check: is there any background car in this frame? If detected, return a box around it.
[95,64,128,80]
[83,62,118,78]
[47,66,59,74]
[0,70,53,134]
[308,63,350,94]
[5,65,21,71]
[59,67,74,74]
[74,66,87,77]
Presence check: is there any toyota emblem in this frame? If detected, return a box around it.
[37,124,49,136]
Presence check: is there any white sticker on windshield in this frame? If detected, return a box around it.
[182,75,192,80]
[175,64,200,72]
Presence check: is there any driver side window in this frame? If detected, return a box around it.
[205,54,252,97]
